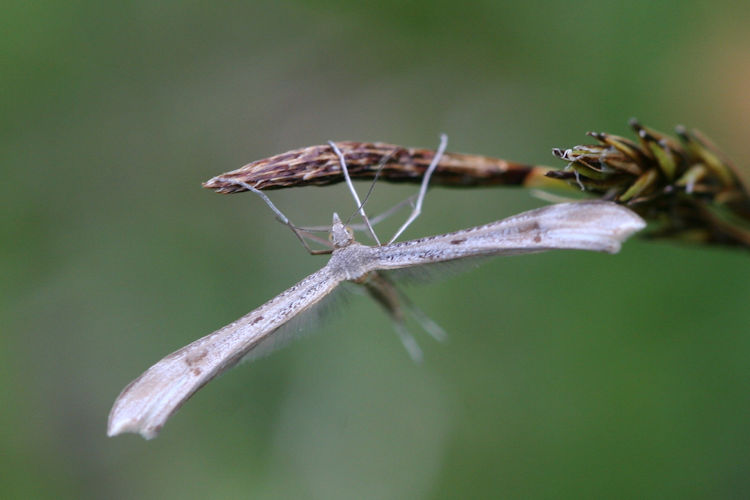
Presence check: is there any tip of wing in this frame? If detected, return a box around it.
[106,355,196,440]
[107,409,161,440]
[107,378,167,440]
[597,202,647,252]
[543,201,646,254]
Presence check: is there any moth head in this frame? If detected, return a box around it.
[329,213,355,248]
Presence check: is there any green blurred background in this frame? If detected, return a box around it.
[4,1,750,498]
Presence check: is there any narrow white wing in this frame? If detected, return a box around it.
[108,201,643,439]
[108,266,343,439]
[371,201,645,269]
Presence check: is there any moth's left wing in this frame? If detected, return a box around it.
[371,201,645,270]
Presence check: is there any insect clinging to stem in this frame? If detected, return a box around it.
[108,135,645,439]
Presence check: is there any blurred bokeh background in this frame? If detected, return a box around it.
[4,1,750,498]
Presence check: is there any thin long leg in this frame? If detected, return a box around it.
[365,195,417,226]
[302,195,416,233]
[389,133,448,243]
[328,141,381,246]
[393,284,447,343]
[211,177,332,255]
[394,321,424,363]
[362,271,443,362]
[347,147,396,225]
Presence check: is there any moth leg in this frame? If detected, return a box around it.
[211,177,332,255]
[328,141,381,246]
[401,297,447,343]
[389,133,448,243]
[361,271,448,363]
[303,195,417,234]
[393,321,424,363]
[325,142,418,234]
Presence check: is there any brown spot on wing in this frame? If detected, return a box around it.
[185,349,208,367]
[519,220,541,232]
